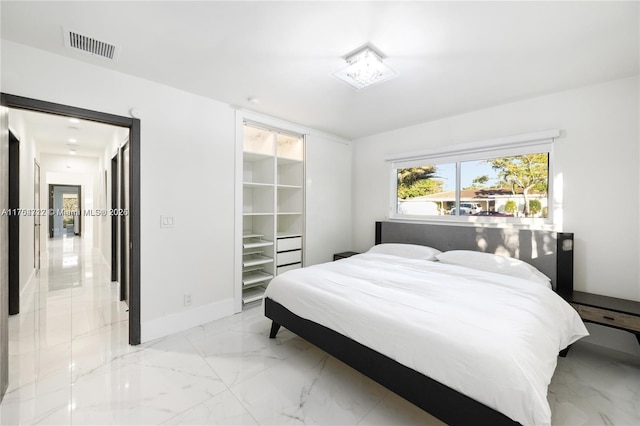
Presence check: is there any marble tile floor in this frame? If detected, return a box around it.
[1,235,639,425]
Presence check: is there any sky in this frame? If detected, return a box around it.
[432,160,500,192]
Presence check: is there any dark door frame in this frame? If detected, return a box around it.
[111,154,118,283]
[34,159,41,273]
[120,142,129,303]
[48,184,82,237]
[1,93,141,345]
[8,131,19,315]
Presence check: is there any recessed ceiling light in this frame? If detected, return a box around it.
[68,138,77,143]
[332,45,398,90]
[68,118,80,124]
[69,151,76,155]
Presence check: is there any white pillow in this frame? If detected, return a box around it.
[435,250,551,288]
[367,243,442,261]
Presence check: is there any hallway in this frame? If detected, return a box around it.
[1,235,132,424]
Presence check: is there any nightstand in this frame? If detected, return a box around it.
[564,291,640,346]
[333,251,360,261]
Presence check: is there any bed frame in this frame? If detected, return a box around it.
[266,221,574,426]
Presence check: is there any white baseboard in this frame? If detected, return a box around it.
[141,298,235,343]
[20,269,35,298]
[18,269,36,312]
[99,249,110,269]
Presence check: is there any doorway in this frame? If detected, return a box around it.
[8,131,19,315]
[0,92,141,346]
[48,184,82,238]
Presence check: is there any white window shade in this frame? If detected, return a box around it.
[386,129,559,169]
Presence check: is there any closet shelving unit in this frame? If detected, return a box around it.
[240,124,304,306]
[276,133,304,275]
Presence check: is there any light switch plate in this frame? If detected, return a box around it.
[160,215,175,228]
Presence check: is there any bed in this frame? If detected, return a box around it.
[264,221,588,426]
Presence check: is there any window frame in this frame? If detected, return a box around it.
[386,129,559,227]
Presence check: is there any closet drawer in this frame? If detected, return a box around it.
[277,263,301,275]
[277,237,302,252]
[277,250,301,266]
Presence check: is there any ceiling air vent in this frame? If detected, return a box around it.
[63,27,120,60]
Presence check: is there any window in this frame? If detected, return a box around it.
[387,130,558,224]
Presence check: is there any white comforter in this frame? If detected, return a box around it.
[264,253,588,426]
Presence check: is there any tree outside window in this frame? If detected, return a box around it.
[394,152,549,219]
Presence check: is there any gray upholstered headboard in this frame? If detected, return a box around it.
[375,221,574,295]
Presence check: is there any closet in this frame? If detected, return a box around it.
[240,123,304,306]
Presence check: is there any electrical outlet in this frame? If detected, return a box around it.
[184,293,192,306]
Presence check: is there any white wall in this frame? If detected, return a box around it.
[305,133,352,265]
[1,40,236,342]
[351,76,640,355]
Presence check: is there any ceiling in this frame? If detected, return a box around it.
[9,109,128,157]
[1,1,638,140]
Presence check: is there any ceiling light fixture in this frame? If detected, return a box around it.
[66,139,78,155]
[332,46,398,90]
[69,118,80,124]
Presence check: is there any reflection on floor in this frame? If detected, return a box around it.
[1,235,638,425]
